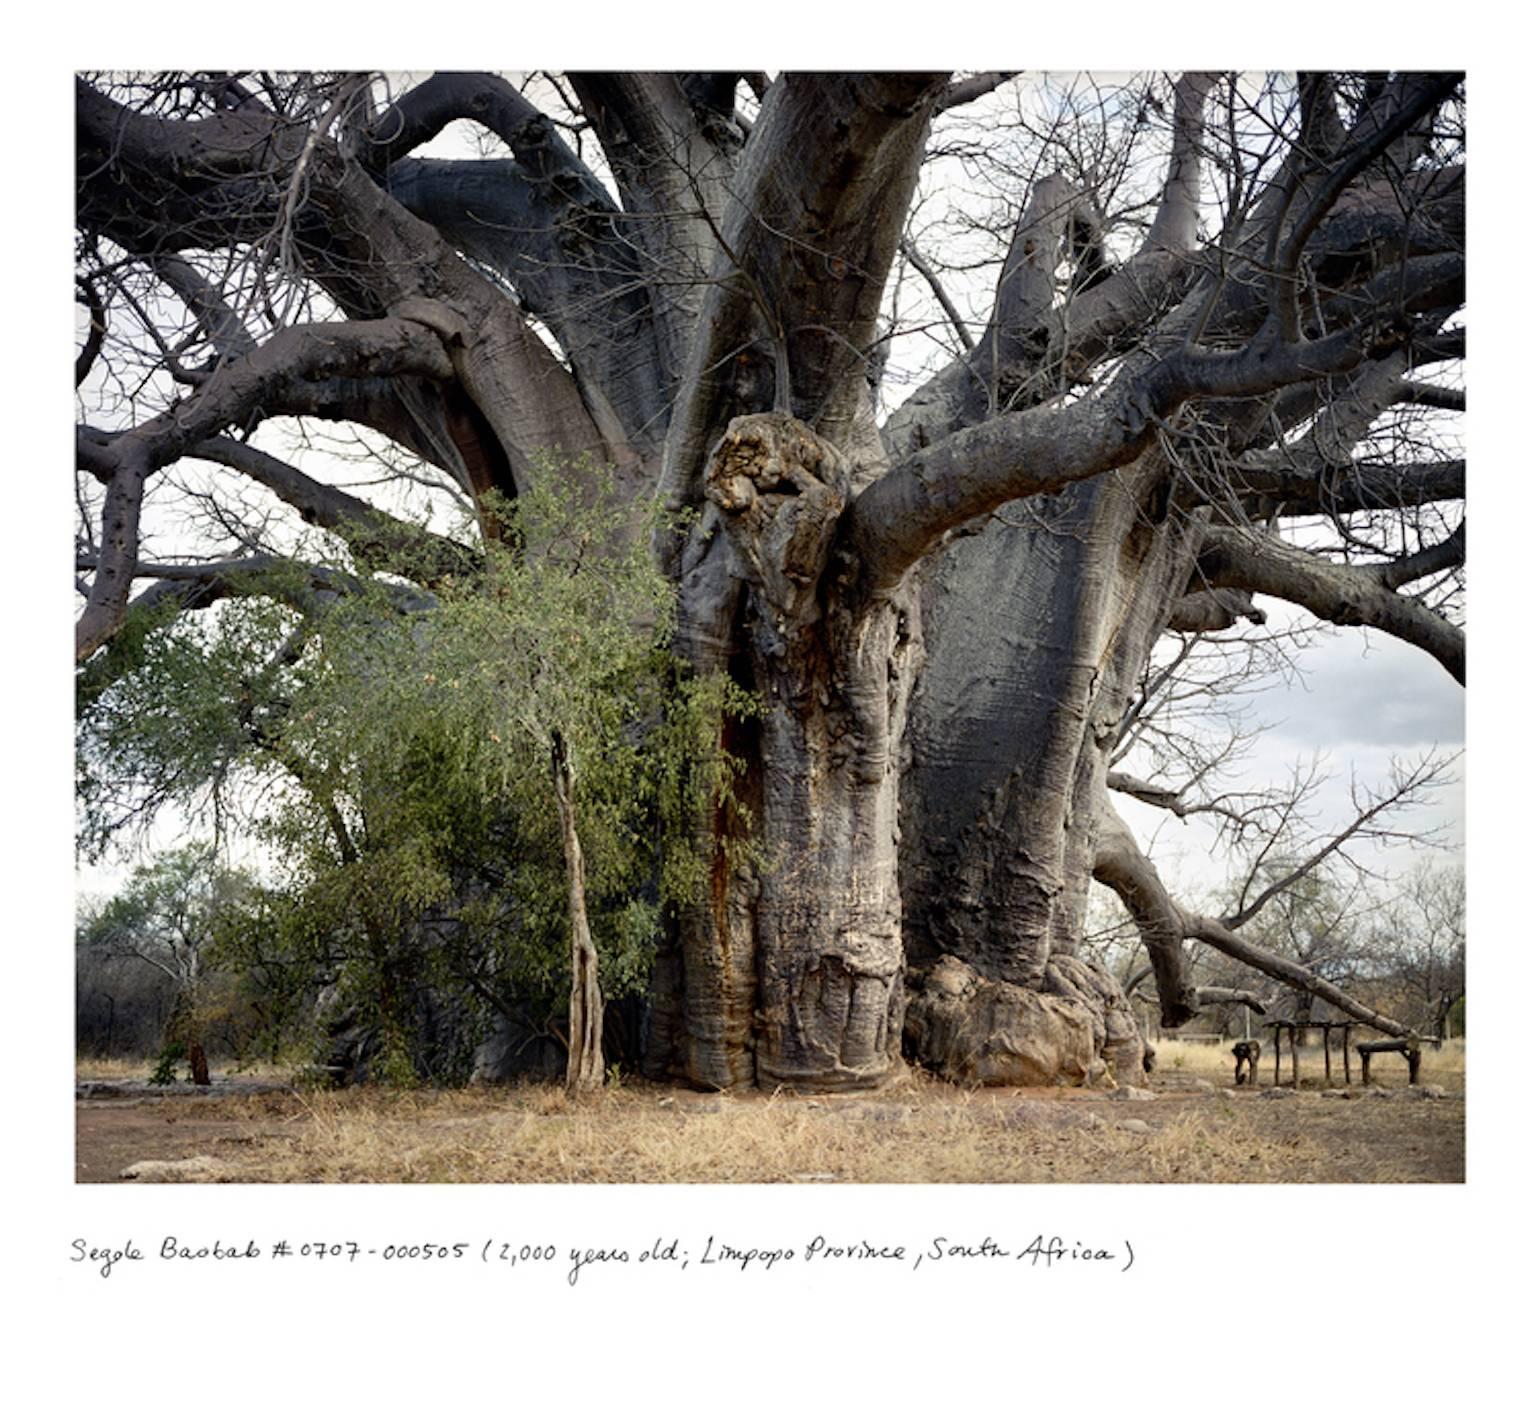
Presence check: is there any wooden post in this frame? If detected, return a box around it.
[1360,1048,1372,1084]
[1407,1035,1421,1087]
[1322,1026,1332,1084]
[1273,1027,1281,1087]
[1343,1026,1352,1085]
[1289,1025,1299,1088]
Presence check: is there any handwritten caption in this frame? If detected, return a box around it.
[71,1233,1135,1285]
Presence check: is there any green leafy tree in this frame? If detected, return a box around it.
[77,844,253,1082]
[78,459,748,1088]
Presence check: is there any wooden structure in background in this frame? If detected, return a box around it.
[1262,1020,1358,1088]
[1356,1035,1424,1086]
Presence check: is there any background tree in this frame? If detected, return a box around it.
[1365,861,1465,1037]
[77,70,1465,1092]
[76,844,253,1081]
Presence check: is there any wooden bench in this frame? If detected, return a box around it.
[1356,1036,1423,1086]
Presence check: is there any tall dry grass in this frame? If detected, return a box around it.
[96,1064,1456,1184]
[75,1055,293,1082]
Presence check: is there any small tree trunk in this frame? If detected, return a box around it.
[553,733,604,1094]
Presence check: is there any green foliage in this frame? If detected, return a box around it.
[76,591,303,860]
[149,1041,185,1086]
[77,454,755,1083]
[79,844,251,953]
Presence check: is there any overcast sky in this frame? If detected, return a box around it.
[1119,603,1464,903]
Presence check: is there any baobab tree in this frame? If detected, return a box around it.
[76,71,1465,1092]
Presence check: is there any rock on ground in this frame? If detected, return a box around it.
[119,1156,228,1182]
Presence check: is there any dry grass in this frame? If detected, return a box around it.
[75,1039,1465,1184]
[75,1055,293,1083]
[76,1058,1464,1183]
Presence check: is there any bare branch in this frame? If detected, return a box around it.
[900,238,975,352]
[1192,986,1267,1015]
[76,316,454,661]
[1188,914,1409,1037]
[1220,752,1458,930]
[190,436,478,579]
[75,278,107,389]
[1096,794,1412,1036]
[149,256,256,361]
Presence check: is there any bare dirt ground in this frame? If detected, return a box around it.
[76,1047,1464,1184]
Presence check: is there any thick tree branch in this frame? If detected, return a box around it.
[1188,915,1410,1036]
[76,317,453,662]
[362,71,589,177]
[1192,986,1268,1015]
[658,71,948,553]
[1194,523,1464,682]
[885,73,1218,460]
[383,155,664,456]
[1369,521,1464,590]
[151,255,257,361]
[568,71,742,372]
[190,437,479,580]
[1165,586,1268,633]
[1145,72,1218,254]
[1097,796,1410,1036]
[1092,802,1200,1026]
[79,77,613,492]
[1399,382,1464,413]
[103,318,453,474]
[936,72,1017,112]
[1272,74,1462,339]
[1241,457,1465,517]
[853,277,1462,602]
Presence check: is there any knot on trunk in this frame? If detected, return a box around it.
[705,412,848,626]
[1166,585,1268,633]
[388,296,470,349]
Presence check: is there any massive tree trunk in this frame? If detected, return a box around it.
[648,415,920,1090]
[899,453,1216,1085]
